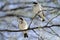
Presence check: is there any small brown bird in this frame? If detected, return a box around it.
[33,2,45,21]
[18,17,28,38]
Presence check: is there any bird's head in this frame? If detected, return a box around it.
[19,17,24,24]
[20,17,23,21]
[33,2,38,4]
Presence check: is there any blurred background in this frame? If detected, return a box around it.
[0,0,60,40]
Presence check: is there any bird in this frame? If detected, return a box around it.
[18,17,28,38]
[33,2,45,21]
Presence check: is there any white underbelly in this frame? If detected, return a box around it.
[19,24,28,30]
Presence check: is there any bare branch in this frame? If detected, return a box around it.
[43,28,60,38]
[0,24,60,32]
[0,6,31,12]
[28,11,41,28]
[38,36,44,40]
[45,14,60,26]
[0,2,9,11]
[0,1,34,11]
[32,30,40,36]
[49,28,60,37]
[0,14,32,19]
[42,6,60,10]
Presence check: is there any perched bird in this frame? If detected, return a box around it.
[18,17,28,38]
[33,2,45,21]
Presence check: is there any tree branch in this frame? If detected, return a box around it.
[49,28,60,37]
[28,11,41,28]
[0,14,32,19]
[45,14,60,26]
[0,24,60,32]
[42,6,60,10]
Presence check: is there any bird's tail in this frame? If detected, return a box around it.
[24,33,28,38]
[38,11,45,21]
[23,31,28,38]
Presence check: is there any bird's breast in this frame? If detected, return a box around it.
[19,23,28,30]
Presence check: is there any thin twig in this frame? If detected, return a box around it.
[0,2,9,10]
[42,6,60,10]
[45,14,60,26]
[33,30,40,36]
[49,28,60,37]
[43,28,60,38]
[28,11,41,28]
[0,6,31,12]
